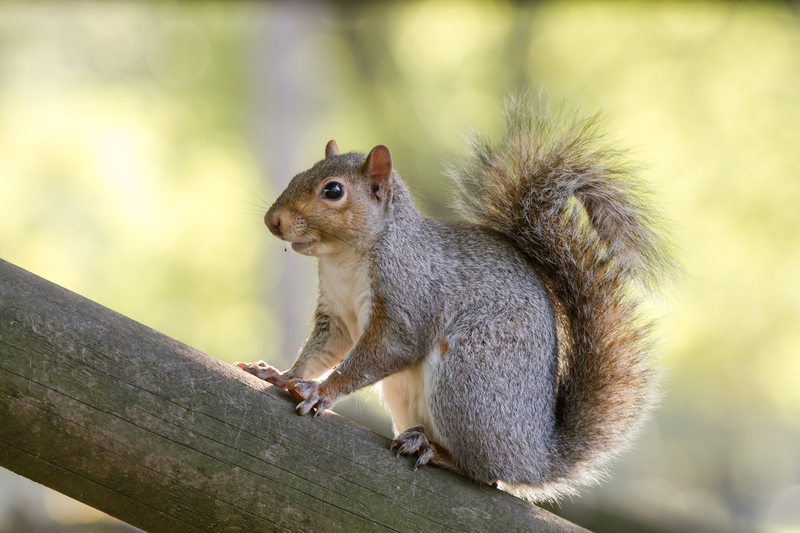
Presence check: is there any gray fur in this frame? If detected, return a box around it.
[250,93,677,502]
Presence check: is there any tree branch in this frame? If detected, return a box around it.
[0,258,587,532]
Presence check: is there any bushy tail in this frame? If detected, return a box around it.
[449,92,678,499]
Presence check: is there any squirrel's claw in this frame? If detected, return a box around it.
[288,378,331,416]
[391,426,438,470]
[233,361,289,389]
[391,426,428,456]
[414,447,435,471]
[233,363,333,415]
[391,427,464,477]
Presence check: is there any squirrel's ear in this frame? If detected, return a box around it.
[362,145,392,203]
[325,140,339,158]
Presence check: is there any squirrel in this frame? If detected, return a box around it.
[234,93,677,501]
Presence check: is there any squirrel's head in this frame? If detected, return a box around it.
[264,140,395,257]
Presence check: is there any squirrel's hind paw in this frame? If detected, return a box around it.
[391,426,452,471]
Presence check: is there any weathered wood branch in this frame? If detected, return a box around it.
[0,258,587,532]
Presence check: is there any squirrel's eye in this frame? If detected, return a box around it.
[322,181,344,200]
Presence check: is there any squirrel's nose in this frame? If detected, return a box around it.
[264,208,282,237]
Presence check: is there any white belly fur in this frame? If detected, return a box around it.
[318,253,372,344]
[377,343,444,446]
[319,252,443,445]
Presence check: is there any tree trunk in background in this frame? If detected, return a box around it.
[246,4,393,437]
[249,2,324,368]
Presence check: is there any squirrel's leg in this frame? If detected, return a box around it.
[416,303,557,486]
[290,310,422,417]
[234,309,352,393]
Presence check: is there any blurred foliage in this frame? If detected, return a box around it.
[0,3,278,366]
[1,2,800,533]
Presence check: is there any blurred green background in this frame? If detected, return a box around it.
[1,2,799,532]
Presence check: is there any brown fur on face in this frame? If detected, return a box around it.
[264,149,390,257]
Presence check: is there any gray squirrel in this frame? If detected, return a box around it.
[235,93,677,501]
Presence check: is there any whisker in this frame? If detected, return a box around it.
[286,193,357,250]
[230,176,271,206]
[249,224,269,237]
[305,221,357,250]
[258,184,358,252]
[238,210,268,219]
[237,199,269,210]
[240,207,268,217]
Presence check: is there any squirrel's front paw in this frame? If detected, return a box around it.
[233,360,289,389]
[288,378,332,417]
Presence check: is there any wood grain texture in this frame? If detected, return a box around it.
[0,258,588,532]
